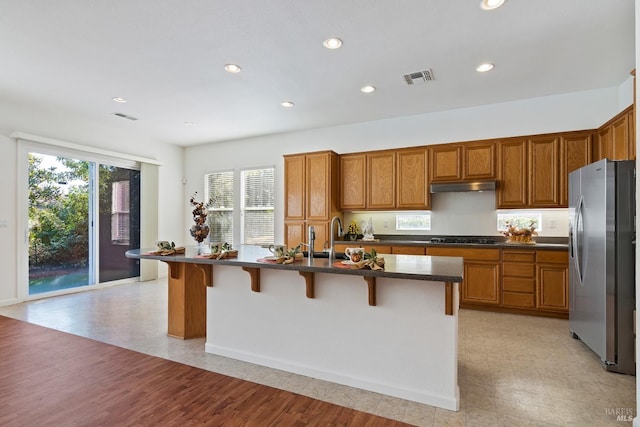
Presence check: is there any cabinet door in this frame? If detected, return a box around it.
[462,262,501,305]
[612,113,630,160]
[462,141,496,180]
[306,152,332,221]
[528,136,560,207]
[396,148,429,209]
[284,221,305,248]
[536,264,568,311]
[367,152,396,209]
[429,145,462,182]
[560,132,592,206]
[497,139,528,208]
[596,125,612,161]
[340,154,367,210]
[284,155,305,220]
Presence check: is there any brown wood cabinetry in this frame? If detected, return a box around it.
[339,154,366,210]
[429,145,462,182]
[536,251,569,312]
[463,141,496,180]
[396,148,430,209]
[429,141,495,183]
[426,247,501,306]
[595,106,635,162]
[341,150,424,210]
[497,138,528,208]
[391,246,426,255]
[498,132,592,209]
[284,151,340,251]
[367,151,396,209]
[560,131,593,206]
[502,250,535,308]
[528,135,560,207]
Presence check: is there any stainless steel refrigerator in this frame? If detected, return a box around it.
[569,158,635,375]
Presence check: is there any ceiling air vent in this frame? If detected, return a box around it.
[403,69,434,85]
[113,112,138,121]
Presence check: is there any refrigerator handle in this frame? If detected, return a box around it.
[572,195,584,287]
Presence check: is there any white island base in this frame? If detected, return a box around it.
[205,265,460,411]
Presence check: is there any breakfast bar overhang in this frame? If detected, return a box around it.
[126,246,464,411]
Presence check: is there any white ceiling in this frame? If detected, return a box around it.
[0,1,634,147]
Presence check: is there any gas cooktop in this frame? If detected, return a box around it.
[429,237,497,244]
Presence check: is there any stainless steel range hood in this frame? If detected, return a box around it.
[430,180,497,193]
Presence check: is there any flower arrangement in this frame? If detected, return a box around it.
[501,221,538,244]
[346,220,361,240]
[189,192,215,243]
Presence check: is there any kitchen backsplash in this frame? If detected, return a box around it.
[344,191,569,238]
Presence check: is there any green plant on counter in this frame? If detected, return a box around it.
[347,220,360,236]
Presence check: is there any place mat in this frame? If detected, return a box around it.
[333,259,385,270]
[143,247,185,256]
[195,250,238,259]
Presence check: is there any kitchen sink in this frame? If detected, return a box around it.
[302,251,347,259]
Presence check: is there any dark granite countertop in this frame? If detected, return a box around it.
[126,245,464,283]
[337,235,568,251]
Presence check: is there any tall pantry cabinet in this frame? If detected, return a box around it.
[284,151,341,252]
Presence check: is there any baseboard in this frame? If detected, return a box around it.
[205,342,460,412]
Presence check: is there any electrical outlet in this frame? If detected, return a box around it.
[550,220,557,229]
[384,220,388,228]
[0,219,7,228]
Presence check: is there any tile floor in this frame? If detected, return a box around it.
[0,279,635,426]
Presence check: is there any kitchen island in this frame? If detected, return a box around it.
[126,246,463,410]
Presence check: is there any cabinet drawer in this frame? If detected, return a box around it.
[503,292,535,308]
[502,262,535,277]
[503,277,535,293]
[537,250,568,264]
[502,251,535,262]
[392,246,426,255]
[426,247,500,261]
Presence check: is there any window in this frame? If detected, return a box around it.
[205,171,234,246]
[241,167,274,245]
[396,213,431,231]
[111,181,130,244]
[205,166,275,246]
[496,212,542,232]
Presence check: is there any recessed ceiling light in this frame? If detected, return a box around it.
[480,0,505,10]
[224,64,242,73]
[280,101,294,108]
[112,97,127,103]
[322,37,343,49]
[476,63,495,72]
[184,122,195,126]
[361,85,376,93]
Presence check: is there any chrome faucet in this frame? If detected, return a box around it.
[307,225,315,262]
[329,216,343,262]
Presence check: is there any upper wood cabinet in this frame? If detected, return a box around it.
[595,105,635,162]
[528,135,560,207]
[284,155,306,220]
[367,151,396,210]
[429,145,462,182]
[499,133,592,209]
[306,151,339,221]
[560,131,593,206]
[429,141,496,183]
[462,141,496,180]
[497,138,528,208]
[396,148,430,209]
[284,151,340,250]
[339,153,366,210]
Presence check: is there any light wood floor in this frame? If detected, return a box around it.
[0,315,410,426]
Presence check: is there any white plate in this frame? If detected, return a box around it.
[341,260,362,266]
[263,256,279,261]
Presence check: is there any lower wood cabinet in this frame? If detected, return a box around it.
[536,251,569,312]
[426,247,501,306]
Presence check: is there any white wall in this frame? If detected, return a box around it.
[185,86,629,244]
[0,99,184,304]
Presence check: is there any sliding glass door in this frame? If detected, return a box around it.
[27,151,140,296]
